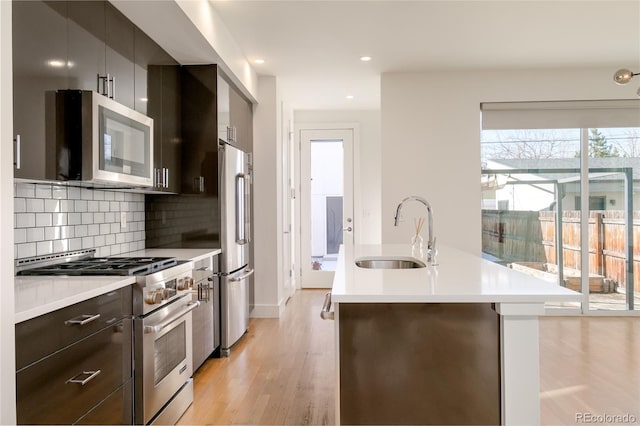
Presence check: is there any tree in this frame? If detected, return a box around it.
[588,128,619,158]
[613,128,640,158]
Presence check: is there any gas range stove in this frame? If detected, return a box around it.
[17,256,178,276]
[16,249,195,316]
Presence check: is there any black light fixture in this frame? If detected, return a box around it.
[613,68,640,96]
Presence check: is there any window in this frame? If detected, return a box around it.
[481,100,640,313]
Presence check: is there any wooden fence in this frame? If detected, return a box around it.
[482,210,640,292]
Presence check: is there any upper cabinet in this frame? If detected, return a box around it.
[12,1,67,180]
[13,0,180,187]
[218,73,253,153]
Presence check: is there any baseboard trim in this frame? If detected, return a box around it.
[250,299,286,318]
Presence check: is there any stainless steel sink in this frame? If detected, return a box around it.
[355,257,426,269]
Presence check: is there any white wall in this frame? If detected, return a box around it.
[0,0,16,422]
[381,67,637,254]
[294,110,382,245]
[252,76,286,317]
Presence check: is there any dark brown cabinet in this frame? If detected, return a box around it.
[15,288,133,425]
[12,0,67,180]
[148,65,182,193]
[229,82,254,153]
[13,0,179,183]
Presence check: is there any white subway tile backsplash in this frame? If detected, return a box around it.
[26,227,45,242]
[52,187,67,200]
[53,239,69,253]
[68,212,82,225]
[67,187,81,199]
[60,200,73,213]
[45,199,60,213]
[69,238,82,251]
[17,243,36,258]
[52,213,67,226]
[14,183,145,259]
[81,188,93,200]
[45,227,60,240]
[81,212,93,225]
[88,224,100,236]
[75,225,88,237]
[36,240,53,256]
[60,226,74,239]
[100,223,111,235]
[94,235,105,247]
[35,213,52,227]
[14,198,26,213]
[16,213,36,228]
[15,229,26,244]
[35,184,52,199]
[26,198,44,213]
[82,236,94,249]
[75,200,88,212]
[16,183,35,198]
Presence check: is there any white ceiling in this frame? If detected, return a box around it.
[210,0,640,110]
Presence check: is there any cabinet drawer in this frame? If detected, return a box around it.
[17,319,132,425]
[16,286,132,370]
[75,379,133,425]
[193,256,215,282]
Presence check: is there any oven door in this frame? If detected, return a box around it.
[139,296,198,424]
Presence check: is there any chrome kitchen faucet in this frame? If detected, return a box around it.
[394,196,437,266]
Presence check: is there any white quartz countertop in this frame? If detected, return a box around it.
[331,244,582,304]
[122,248,221,262]
[15,275,136,324]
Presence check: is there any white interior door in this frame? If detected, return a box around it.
[300,129,354,288]
[281,111,295,299]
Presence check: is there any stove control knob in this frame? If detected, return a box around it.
[144,290,162,305]
[177,278,186,291]
[187,278,194,290]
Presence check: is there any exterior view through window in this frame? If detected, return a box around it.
[481,119,640,312]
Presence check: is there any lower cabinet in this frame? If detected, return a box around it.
[15,288,133,425]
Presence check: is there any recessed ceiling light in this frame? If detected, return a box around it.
[346,95,354,100]
[360,56,372,62]
[254,59,265,64]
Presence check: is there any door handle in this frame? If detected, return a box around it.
[320,292,334,320]
[343,227,352,232]
[229,268,255,282]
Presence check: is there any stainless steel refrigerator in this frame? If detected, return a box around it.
[218,140,253,356]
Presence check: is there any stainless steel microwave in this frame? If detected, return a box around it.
[47,90,154,187]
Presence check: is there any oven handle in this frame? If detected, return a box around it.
[143,301,200,334]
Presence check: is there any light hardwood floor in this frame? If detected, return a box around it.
[178,290,640,425]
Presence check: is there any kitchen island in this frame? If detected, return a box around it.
[329,244,581,426]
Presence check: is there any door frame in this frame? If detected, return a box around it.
[294,122,361,289]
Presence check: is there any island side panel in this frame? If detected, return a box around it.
[338,303,501,425]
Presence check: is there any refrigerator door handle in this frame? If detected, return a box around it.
[229,268,255,282]
[236,173,247,244]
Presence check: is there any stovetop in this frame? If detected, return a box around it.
[17,257,178,276]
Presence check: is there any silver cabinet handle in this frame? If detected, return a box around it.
[143,301,199,334]
[14,134,21,170]
[164,168,169,188]
[66,370,101,385]
[110,75,115,99]
[343,227,353,232]
[65,313,101,326]
[320,292,334,320]
[229,268,254,282]
[196,266,209,271]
